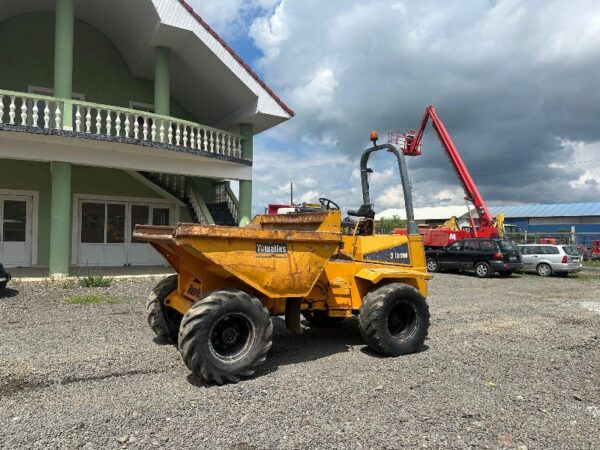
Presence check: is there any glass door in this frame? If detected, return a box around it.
[128,204,151,265]
[0,197,31,267]
[79,201,126,266]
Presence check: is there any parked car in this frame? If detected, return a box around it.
[426,238,522,278]
[518,244,582,276]
[0,263,11,291]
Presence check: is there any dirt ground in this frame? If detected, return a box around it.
[0,273,598,449]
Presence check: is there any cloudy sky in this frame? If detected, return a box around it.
[188,0,600,215]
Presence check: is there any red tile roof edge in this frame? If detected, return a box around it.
[178,0,295,118]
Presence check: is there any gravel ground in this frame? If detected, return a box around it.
[0,273,599,449]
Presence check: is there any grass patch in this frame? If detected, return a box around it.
[583,260,600,267]
[66,294,126,305]
[79,275,113,288]
[573,273,600,282]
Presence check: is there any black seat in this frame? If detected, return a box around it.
[347,204,375,219]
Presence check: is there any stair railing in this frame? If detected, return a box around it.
[186,185,214,225]
[215,181,239,224]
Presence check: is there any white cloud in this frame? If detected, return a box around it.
[194,0,600,211]
[249,1,288,59]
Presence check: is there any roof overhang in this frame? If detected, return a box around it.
[0,0,293,134]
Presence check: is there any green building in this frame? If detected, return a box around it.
[0,0,293,276]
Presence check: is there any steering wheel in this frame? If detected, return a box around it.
[319,197,340,211]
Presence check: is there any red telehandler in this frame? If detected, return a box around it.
[390,106,504,248]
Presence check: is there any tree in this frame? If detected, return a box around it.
[376,215,406,234]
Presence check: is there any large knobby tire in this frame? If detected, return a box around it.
[474,261,492,278]
[146,275,182,344]
[426,258,439,273]
[358,283,430,356]
[302,310,344,327]
[178,289,273,385]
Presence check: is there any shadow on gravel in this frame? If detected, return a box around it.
[359,343,430,358]
[0,288,19,299]
[255,316,367,378]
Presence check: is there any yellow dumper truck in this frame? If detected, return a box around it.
[134,133,431,384]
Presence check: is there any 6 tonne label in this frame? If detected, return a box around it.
[364,243,410,264]
[256,243,288,254]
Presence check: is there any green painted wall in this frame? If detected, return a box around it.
[0,12,194,121]
[71,166,162,198]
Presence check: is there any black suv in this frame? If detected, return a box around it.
[0,263,11,290]
[426,238,522,278]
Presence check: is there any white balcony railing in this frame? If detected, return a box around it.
[0,91,63,130]
[0,89,245,160]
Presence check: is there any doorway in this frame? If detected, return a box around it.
[0,195,32,267]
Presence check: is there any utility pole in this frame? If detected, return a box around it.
[290,182,294,205]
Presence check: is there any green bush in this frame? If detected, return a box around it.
[80,275,113,288]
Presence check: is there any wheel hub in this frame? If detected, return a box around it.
[210,314,252,359]
[387,302,418,339]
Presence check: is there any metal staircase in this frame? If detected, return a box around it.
[139,172,239,226]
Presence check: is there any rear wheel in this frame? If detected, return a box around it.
[358,283,429,356]
[179,289,272,385]
[474,262,492,278]
[426,258,439,273]
[536,263,552,277]
[0,282,7,291]
[302,310,344,327]
[146,275,182,344]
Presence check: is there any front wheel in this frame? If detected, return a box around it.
[179,289,273,385]
[474,262,492,278]
[426,258,439,273]
[536,263,552,277]
[358,283,430,356]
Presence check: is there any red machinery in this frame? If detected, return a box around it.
[390,106,502,247]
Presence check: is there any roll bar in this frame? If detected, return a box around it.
[347,143,418,235]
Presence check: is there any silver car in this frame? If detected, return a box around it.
[518,244,583,276]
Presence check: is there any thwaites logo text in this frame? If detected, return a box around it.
[364,243,410,264]
[256,243,288,254]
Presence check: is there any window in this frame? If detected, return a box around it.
[131,205,150,244]
[81,202,105,243]
[2,200,26,242]
[106,204,125,243]
[561,246,579,256]
[152,208,170,226]
[480,240,497,250]
[447,242,462,251]
[499,240,518,251]
[540,246,559,255]
[463,240,480,251]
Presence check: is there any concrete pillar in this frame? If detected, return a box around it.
[54,0,74,129]
[49,162,72,277]
[238,123,254,226]
[49,0,74,277]
[154,46,171,116]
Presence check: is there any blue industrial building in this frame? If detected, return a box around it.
[488,203,600,234]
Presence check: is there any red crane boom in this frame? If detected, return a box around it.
[390,105,500,245]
